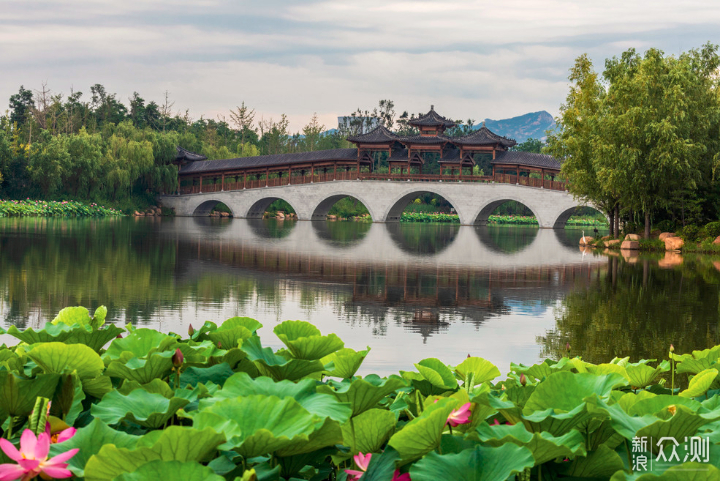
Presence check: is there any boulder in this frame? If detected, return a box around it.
[658,252,683,269]
[621,240,640,250]
[134,211,144,217]
[579,236,595,246]
[625,234,641,241]
[601,235,613,241]
[606,239,621,247]
[220,212,230,217]
[327,215,337,221]
[713,261,720,272]
[276,212,285,219]
[713,236,720,245]
[658,232,675,241]
[664,237,684,251]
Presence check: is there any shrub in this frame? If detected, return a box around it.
[679,224,700,242]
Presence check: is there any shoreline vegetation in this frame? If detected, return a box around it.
[0,306,716,480]
[0,199,123,217]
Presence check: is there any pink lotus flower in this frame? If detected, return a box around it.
[393,470,411,481]
[345,452,371,481]
[0,429,79,480]
[446,402,472,427]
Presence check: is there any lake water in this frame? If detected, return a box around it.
[1,217,718,375]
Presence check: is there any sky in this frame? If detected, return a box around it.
[2,0,720,132]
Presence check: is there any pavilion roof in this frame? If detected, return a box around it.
[399,134,451,145]
[492,151,561,170]
[346,125,399,144]
[452,125,517,148]
[408,107,457,128]
[175,146,207,162]
[178,148,359,174]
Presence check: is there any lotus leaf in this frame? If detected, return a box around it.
[207,325,252,350]
[524,371,628,413]
[626,361,670,388]
[106,350,175,384]
[214,372,351,422]
[113,460,225,481]
[610,462,719,480]
[511,358,573,381]
[409,443,534,481]
[51,306,94,327]
[321,347,370,379]
[104,328,177,360]
[0,371,60,421]
[454,357,500,386]
[342,408,397,454]
[414,358,458,390]
[55,372,85,425]
[274,320,344,360]
[179,362,235,388]
[476,421,587,464]
[241,335,325,381]
[388,397,458,462]
[118,378,175,398]
[189,395,327,458]
[559,444,625,478]
[91,389,190,428]
[680,368,719,398]
[26,342,104,379]
[49,419,141,477]
[317,374,407,416]
[84,426,225,481]
[82,374,114,398]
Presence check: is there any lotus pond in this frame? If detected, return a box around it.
[0,305,717,480]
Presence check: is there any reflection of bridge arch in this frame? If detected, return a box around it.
[192,199,235,217]
[474,225,539,254]
[247,219,296,239]
[246,196,299,219]
[311,193,378,221]
[386,222,460,256]
[311,220,371,247]
[384,189,465,224]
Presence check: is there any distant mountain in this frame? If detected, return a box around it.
[478,111,556,144]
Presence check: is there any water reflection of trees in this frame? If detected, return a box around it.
[246,219,296,239]
[386,223,459,255]
[542,256,720,363]
[311,221,371,247]
[474,225,539,254]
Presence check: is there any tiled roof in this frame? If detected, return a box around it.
[452,126,517,148]
[492,151,561,170]
[408,107,457,128]
[347,125,399,144]
[176,146,207,162]
[179,148,359,174]
[399,135,451,145]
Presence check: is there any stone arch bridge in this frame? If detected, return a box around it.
[159,180,593,228]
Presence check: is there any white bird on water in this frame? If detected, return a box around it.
[581,230,586,245]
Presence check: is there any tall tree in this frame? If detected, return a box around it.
[302,113,324,152]
[8,86,34,127]
[228,102,256,147]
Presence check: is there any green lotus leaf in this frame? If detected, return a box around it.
[414,358,458,390]
[26,342,104,379]
[51,306,94,327]
[680,368,719,398]
[454,357,500,386]
[586,363,628,378]
[104,328,177,361]
[0,372,60,421]
[476,421,587,465]
[65,324,125,353]
[322,347,370,379]
[274,320,344,360]
[189,395,322,458]
[616,390,657,413]
[524,372,628,414]
[388,397,458,462]
[207,326,252,350]
[113,460,224,481]
[342,408,397,454]
[275,415,343,457]
[82,374,114,398]
[179,362,235,388]
[240,335,324,381]
[559,444,625,478]
[83,426,225,481]
[222,316,263,333]
[49,419,141,477]
[317,374,407,416]
[626,362,671,389]
[6,323,76,344]
[587,396,720,454]
[54,372,85,425]
[0,350,22,372]
[118,378,175,398]
[510,358,573,381]
[488,395,597,437]
[91,389,190,428]
[214,372,351,423]
[409,443,534,481]
[360,446,401,481]
[106,350,175,384]
[627,395,700,416]
[610,462,719,481]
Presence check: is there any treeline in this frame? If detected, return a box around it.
[547,43,720,237]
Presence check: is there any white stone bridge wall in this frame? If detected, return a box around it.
[158,180,595,228]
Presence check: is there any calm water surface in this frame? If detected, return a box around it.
[1,217,718,375]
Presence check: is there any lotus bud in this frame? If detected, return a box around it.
[217,341,222,348]
[467,354,471,358]
[172,348,184,368]
[116,333,123,339]
[188,324,194,337]
[519,374,527,386]
[669,344,675,353]
[565,342,571,353]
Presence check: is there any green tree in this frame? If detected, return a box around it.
[302,113,324,152]
[63,128,103,197]
[27,131,69,196]
[513,138,543,153]
[8,86,34,127]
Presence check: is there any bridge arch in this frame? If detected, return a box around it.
[245,196,299,219]
[473,197,542,227]
[311,192,378,221]
[552,205,607,229]
[383,189,466,224]
[192,199,235,217]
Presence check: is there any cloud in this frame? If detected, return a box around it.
[2,0,719,131]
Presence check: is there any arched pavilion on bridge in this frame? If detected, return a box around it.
[172,106,564,194]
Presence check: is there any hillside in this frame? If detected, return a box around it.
[480,111,556,143]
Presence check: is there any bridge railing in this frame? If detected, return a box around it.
[178,171,567,195]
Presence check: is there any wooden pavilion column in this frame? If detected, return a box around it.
[199,175,203,193]
[221,173,225,191]
[516,166,519,183]
[177,176,181,195]
[310,163,314,182]
[333,162,337,180]
[541,168,545,188]
[265,168,269,187]
[243,171,247,189]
